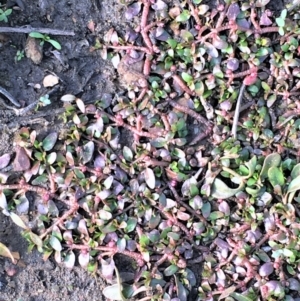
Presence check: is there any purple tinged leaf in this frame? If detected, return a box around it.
[189,195,203,210]
[78,252,90,268]
[117,238,126,252]
[204,42,218,58]
[215,238,229,249]
[219,100,232,111]
[0,153,10,169]
[101,258,115,283]
[63,230,73,244]
[227,3,240,20]
[13,147,30,171]
[288,278,300,291]
[78,219,89,237]
[125,2,141,20]
[212,36,228,50]
[126,240,137,251]
[16,195,29,214]
[227,58,239,71]
[42,132,58,151]
[64,251,75,269]
[184,249,193,259]
[237,18,250,29]
[81,141,94,164]
[155,27,171,41]
[152,0,167,11]
[174,276,187,301]
[255,0,271,7]
[260,11,272,26]
[149,214,161,229]
[218,201,230,215]
[259,262,274,277]
[37,203,48,215]
[177,211,190,221]
[94,155,105,169]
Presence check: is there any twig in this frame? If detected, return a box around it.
[100,110,160,139]
[40,199,79,239]
[0,26,75,36]
[231,83,246,139]
[166,180,207,224]
[0,86,21,107]
[68,244,145,267]
[166,98,211,127]
[173,75,194,96]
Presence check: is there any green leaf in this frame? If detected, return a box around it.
[48,39,61,50]
[123,146,133,162]
[287,175,300,194]
[81,141,94,164]
[218,285,236,300]
[291,163,300,179]
[244,156,257,178]
[0,242,16,263]
[175,10,190,22]
[5,9,12,16]
[125,217,137,233]
[144,167,156,189]
[259,153,281,181]
[268,167,285,188]
[211,178,245,199]
[10,212,28,229]
[46,152,57,164]
[49,236,62,251]
[230,292,253,301]
[208,211,224,221]
[276,17,285,27]
[32,174,48,185]
[164,264,179,276]
[28,231,43,249]
[42,132,58,151]
[166,39,177,49]
[29,32,45,39]
[181,72,193,83]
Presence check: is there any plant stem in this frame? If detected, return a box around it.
[232,83,246,139]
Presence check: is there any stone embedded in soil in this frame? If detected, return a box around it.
[25,36,43,65]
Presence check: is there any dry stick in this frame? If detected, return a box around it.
[186,0,202,25]
[68,244,145,267]
[140,0,153,52]
[232,83,246,139]
[173,75,194,96]
[0,183,50,196]
[166,98,211,127]
[40,200,79,239]
[100,110,159,139]
[166,181,207,224]
[0,26,75,35]
[106,45,151,54]
[0,86,21,107]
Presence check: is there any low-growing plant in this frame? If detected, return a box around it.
[29,32,61,50]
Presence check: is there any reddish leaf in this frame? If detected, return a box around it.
[13,147,30,171]
[243,73,257,86]
[0,153,11,169]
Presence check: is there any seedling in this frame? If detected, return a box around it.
[0,8,12,23]
[15,50,25,62]
[29,32,61,50]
